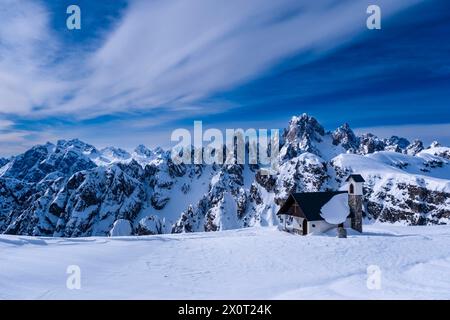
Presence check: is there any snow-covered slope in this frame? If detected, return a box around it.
[0,114,449,236]
[332,153,450,224]
[1,225,450,299]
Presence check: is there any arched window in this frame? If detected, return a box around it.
[349,183,354,194]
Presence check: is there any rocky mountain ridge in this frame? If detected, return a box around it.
[0,114,449,236]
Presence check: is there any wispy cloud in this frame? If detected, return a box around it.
[0,128,58,157]
[0,0,432,156]
[0,0,70,115]
[1,0,423,120]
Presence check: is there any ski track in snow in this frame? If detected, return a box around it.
[1,225,450,299]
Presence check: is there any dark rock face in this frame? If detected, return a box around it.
[332,123,359,151]
[1,141,96,183]
[0,158,9,168]
[366,183,450,225]
[0,178,33,233]
[136,216,164,235]
[358,133,386,155]
[134,144,153,157]
[173,204,202,233]
[255,171,277,192]
[428,147,450,160]
[53,165,146,237]
[0,115,449,237]
[282,113,325,158]
[1,158,146,237]
[406,139,424,156]
[429,141,441,148]
[384,136,410,153]
[100,147,131,161]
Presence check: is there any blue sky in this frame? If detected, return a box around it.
[0,0,449,156]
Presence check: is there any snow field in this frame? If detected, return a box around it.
[1,224,450,299]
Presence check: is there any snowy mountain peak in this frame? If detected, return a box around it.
[384,136,410,153]
[0,138,100,184]
[358,133,386,155]
[130,144,169,167]
[91,146,132,166]
[101,147,131,160]
[56,139,99,155]
[332,123,359,151]
[281,114,326,158]
[430,141,441,148]
[153,146,165,155]
[286,114,325,140]
[134,144,153,157]
[406,139,424,156]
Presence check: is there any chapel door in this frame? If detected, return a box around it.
[302,219,308,235]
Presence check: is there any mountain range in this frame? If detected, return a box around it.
[0,114,449,237]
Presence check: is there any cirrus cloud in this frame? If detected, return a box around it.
[1,0,424,120]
